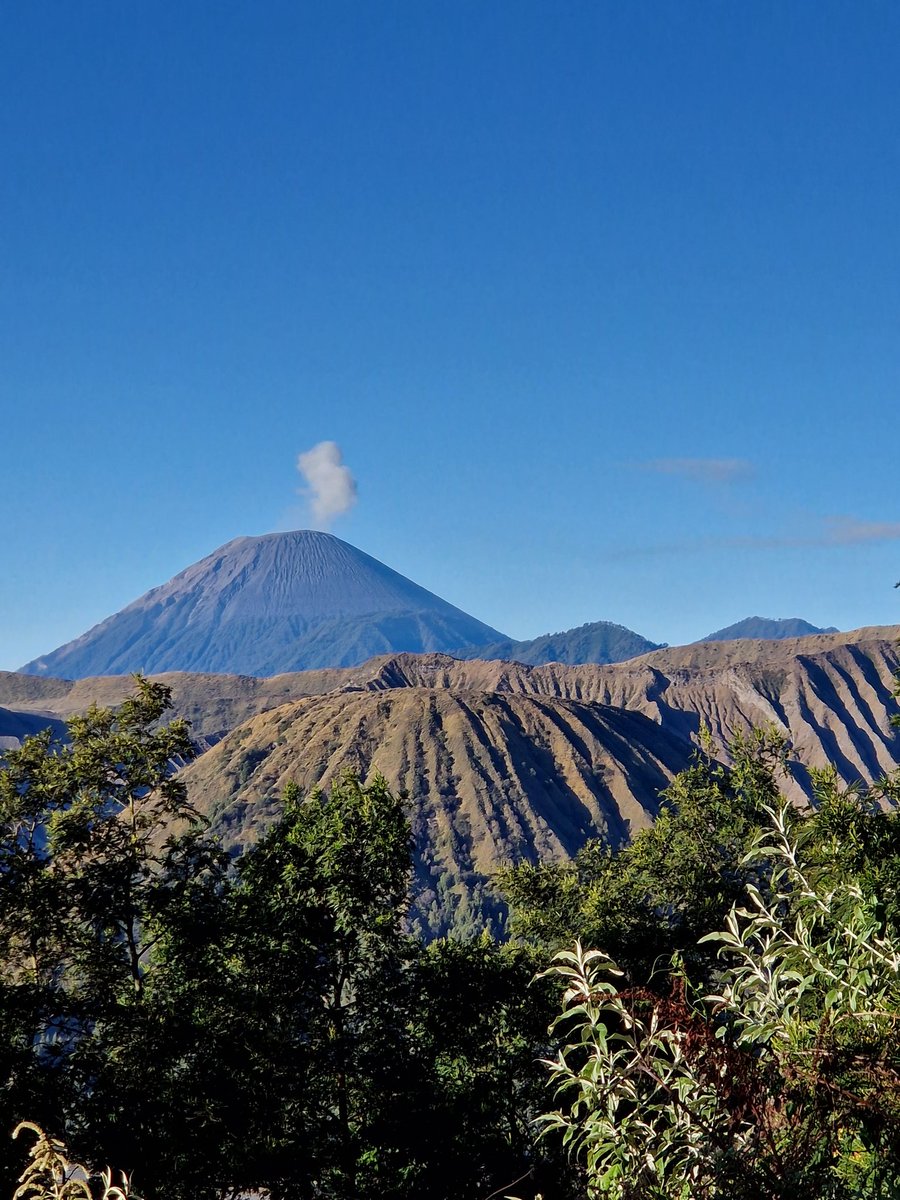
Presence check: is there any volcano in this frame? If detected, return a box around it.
[19,531,507,678]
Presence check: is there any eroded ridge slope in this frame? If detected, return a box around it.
[180,687,693,935]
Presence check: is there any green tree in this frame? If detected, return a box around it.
[0,677,225,1193]
[0,677,200,1001]
[398,935,578,1200]
[529,794,900,1200]
[131,771,416,1200]
[500,728,786,983]
[59,771,412,1200]
[134,773,578,1200]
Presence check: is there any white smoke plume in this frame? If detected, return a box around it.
[296,441,358,528]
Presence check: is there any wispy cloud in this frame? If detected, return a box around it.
[604,534,801,562]
[296,441,358,528]
[605,516,900,561]
[823,517,900,545]
[638,457,754,484]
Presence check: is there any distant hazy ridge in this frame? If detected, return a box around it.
[699,616,839,642]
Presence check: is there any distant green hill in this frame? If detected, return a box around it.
[457,620,663,665]
[699,616,838,642]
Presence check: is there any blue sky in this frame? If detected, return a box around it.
[2,1,899,670]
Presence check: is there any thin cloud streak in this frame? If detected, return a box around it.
[605,535,805,562]
[605,516,900,561]
[638,457,755,484]
[824,517,900,545]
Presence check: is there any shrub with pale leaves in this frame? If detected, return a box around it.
[528,801,900,1199]
[11,1123,137,1200]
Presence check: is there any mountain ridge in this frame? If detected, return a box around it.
[458,619,663,665]
[5,625,899,932]
[5,625,898,791]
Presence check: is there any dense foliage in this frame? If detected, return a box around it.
[530,802,900,1199]
[0,679,898,1198]
[498,727,788,983]
[0,681,568,1199]
[506,742,900,1198]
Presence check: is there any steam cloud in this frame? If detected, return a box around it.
[296,441,358,528]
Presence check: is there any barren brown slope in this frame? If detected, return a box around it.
[4,626,898,799]
[181,688,693,936]
[629,626,900,671]
[0,656,548,744]
[0,668,364,744]
[0,671,77,708]
[516,637,900,795]
[337,636,900,798]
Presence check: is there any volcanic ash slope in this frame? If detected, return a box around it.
[346,633,900,798]
[180,687,693,936]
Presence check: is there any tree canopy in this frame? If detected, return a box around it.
[1,678,898,1199]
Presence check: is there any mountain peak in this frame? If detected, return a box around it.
[20,532,507,678]
[698,616,839,643]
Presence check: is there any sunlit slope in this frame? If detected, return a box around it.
[347,637,900,797]
[180,687,692,934]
